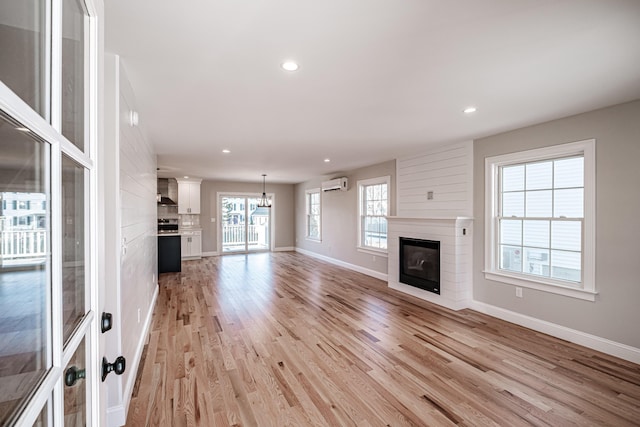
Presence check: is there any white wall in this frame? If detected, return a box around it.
[104,54,158,426]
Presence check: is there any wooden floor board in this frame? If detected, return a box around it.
[125,252,640,426]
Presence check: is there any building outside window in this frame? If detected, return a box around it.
[484,140,596,300]
[305,189,321,240]
[358,176,390,252]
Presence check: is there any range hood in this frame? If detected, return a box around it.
[157,196,176,206]
[157,178,178,206]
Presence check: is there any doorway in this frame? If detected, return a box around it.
[219,194,271,253]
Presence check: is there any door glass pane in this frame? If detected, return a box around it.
[0,1,48,117]
[63,338,86,426]
[221,197,246,252]
[0,112,51,425]
[62,155,85,344]
[34,399,50,427]
[61,0,88,151]
[248,197,269,251]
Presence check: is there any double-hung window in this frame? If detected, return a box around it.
[358,176,390,252]
[305,189,321,241]
[484,140,596,300]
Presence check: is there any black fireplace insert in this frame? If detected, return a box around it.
[399,237,440,294]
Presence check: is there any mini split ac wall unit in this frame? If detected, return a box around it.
[321,177,348,192]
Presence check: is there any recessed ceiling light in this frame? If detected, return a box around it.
[324,158,331,163]
[463,106,477,114]
[184,176,189,179]
[222,149,230,154]
[281,61,299,71]
[15,127,30,132]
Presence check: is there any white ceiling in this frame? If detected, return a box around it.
[105,0,640,184]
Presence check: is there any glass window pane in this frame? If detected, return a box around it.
[61,0,88,151]
[63,338,86,425]
[372,185,380,200]
[523,247,550,277]
[554,188,583,218]
[381,185,387,200]
[0,112,50,426]
[554,157,583,189]
[500,246,522,272]
[502,165,524,192]
[366,201,374,215]
[0,1,48,117]
[366,186,374,199]
[502,192,524,217]
[551,221,581,251]
[551,250,581,282]
[62,155,86,344]
[523,220,550,248]
[526,161,552,190]
[500,220,522,246]
[525,190,552,217]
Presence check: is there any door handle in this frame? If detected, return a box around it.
[64,366,86,387]
[102,356,126,382]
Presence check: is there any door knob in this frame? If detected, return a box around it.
[102,356,126,382]
[64,366,86,387]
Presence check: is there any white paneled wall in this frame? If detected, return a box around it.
[397,141,473,217]
[104,54,158,426]
[389,141,474,309]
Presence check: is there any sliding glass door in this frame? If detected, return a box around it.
[220,195,271,253]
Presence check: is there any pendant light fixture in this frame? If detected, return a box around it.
[258,174,271,208]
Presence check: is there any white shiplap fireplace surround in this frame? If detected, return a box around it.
[389,141,474,310]
[387,216,473,311]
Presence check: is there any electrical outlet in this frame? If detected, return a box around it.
[137,308,141,323]
[372,255,376,263]
[516,287,523,298]
[427,191,434,200]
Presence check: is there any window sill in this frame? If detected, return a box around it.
[483,270,597,301]
[357,246,388,257]
[305,237,321,243]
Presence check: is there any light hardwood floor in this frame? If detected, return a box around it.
[126,252,640,426]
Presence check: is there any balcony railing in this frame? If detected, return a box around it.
[0,229,47,266]
[221,224,268,251]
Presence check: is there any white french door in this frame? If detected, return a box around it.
[0,0,101,425]
[219,194,272,254]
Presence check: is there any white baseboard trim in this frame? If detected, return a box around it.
[470,300,640,365]
[106,284,159,427]
[274,246,295,252]
[202,251,219,257]
[295,247,388,282]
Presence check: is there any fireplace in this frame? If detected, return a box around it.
[399,237,440,294]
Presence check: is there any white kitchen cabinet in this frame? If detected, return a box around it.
[181,230,202,259]
[176,179,202,214]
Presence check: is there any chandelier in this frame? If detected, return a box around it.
[258,174,271,208]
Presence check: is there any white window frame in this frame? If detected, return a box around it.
[484,139,596,301]
[305,188,321,241]
[357,175,390,255]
